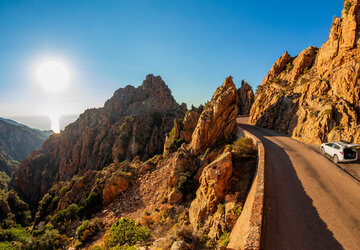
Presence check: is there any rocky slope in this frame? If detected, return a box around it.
[15,74,186,207]
[249,1,360,144]
[237,80,255,115]
[26,76,257,249]
[0,118,51,175]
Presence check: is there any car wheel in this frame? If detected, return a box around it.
[333,155,339,164]
[321,147,325,155]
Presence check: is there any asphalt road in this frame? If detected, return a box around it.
[237,117,360,250]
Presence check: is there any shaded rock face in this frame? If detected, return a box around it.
[237,80,255,115]
[190,76,238,155]
[0,119,51,175]
[15,74,185,206]
[250,1,360,144]
[189,152,233,231]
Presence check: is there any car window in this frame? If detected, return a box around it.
[332,144,341,150]
[326,143,333,147]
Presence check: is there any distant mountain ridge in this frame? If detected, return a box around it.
[0,117,52,175]
[15,74,187,206]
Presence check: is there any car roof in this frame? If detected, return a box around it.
[331,141,358,148]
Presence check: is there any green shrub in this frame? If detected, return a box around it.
[230,205,243,217]
[29,227,69,249]
[77,192,102,219]
[204,147,211,155]
[6,191,31,226]
[286,62,293,72]
[199,234,217,248]
[217,203,225,215]
[51,203,79,225]
[175,172,191,193]
[105,218,151,247]
[0,227,30,242]
[233,137,257,158]
[323,109,332,116]
[345,1,352,14]
[309,110,320,118]
[59,186,68,197]
[303,67,310,74]
[166,138,185,153]
[76,219,102,244]
[273,77,281,84]
[0,171,10,191]
[255,85,264,96]
[223,145,232,153]
[38,193,53,214]
[300,78,309,85]
[219,232,230,247]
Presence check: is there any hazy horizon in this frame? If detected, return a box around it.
[4,113,79,131]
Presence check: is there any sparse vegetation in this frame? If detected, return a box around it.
[175,171,192,193]
[76,218,102,245]
[300,77,310,85]
[303,67,310,74]
[273,77,282,84]
[199,234,217,248]
[104,218,151,248]
[323,109,332,116]
[255,85,264,96]
[219,232,231,247]
[51,203,79,225]
[286,62,293,72]
[217,203,225,215]
[230,205,243,217]
[29,225,70,249]
[345,1,353,15]
[77,191,102,219]
[309,110,320,118]
[232,137,257,158]
[165,138,184,153]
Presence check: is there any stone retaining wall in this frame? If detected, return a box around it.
[227,127,265,249]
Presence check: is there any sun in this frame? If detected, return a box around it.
[36,60,70,93]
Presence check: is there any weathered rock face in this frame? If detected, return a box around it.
[250,1,360,144]
[189,152,233,231]
[237,80,255,115]
[15,74,185,206]
[102,174,129,206]
[190,76,238,155]
[0,118,51,175]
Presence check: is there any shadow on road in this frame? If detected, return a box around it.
[239,123,343,250]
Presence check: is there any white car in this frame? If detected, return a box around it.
[320,141,359,164]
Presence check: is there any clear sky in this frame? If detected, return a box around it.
[0,0,342,119]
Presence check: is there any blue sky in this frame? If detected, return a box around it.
[0,0,342,118]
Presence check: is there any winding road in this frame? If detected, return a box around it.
[237,117,360,250]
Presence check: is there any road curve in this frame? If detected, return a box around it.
[237,117,360,250]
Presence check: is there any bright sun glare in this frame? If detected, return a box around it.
[36,60,70,93]
[49,113,61,133]
[36,60,71,133]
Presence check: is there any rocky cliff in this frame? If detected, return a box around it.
[190,76,238,155]
[237,80,255,115]
[15,74,186,206]
[249,1,360,144]
[0,118,51,175]
[26,76,257,249]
